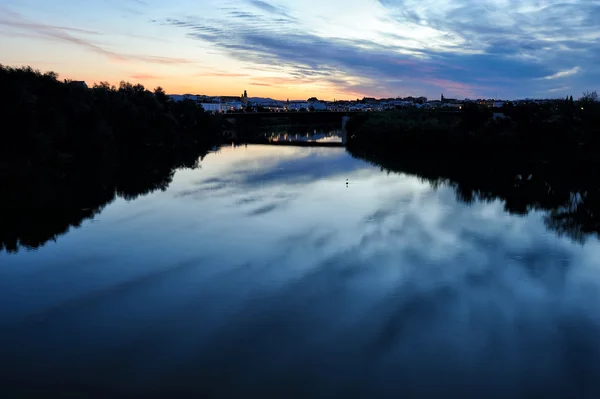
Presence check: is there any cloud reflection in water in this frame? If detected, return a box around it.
[1,145,600,397]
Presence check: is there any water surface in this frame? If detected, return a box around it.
[2,145,600,397]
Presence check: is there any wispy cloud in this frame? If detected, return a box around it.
[195,72,251,78]
[0,19,101,35]
[133,56,191,65]
[538,67,581,81]
[102,0,148,16]
[246,0,296,20]
[130,73,160,80]
[0,10,191,65]
[547,87,570,93]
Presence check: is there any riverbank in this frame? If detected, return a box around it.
[0,65,222,252]
[346,101,600,185]
[346,101,600,242]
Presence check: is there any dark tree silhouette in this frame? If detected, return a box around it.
[580,90,598,103]
[0,65,222,253]
[346,95,600,242]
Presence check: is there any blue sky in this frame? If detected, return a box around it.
[1,0,598,99]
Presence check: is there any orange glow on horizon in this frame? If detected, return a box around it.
[48,69,367,100]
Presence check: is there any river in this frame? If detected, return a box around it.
[2,144,600,397]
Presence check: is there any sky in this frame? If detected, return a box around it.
[0,0,599,100]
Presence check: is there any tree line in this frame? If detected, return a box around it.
[347,92,600,168]
[346,92,600,242]
[0,65,223,253]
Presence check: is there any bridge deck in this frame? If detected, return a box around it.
[234,139,345,148]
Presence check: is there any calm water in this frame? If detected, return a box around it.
[2,145,600,397]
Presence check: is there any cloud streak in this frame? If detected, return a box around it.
[547,86,570,93]
[130,74,161,80]
[539,67,581,81]
[195,72,251,78]
[0,11,192,66]
[246,0,296,20]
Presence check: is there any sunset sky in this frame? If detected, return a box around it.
[1,0,598,100]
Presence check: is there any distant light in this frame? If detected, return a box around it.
[581,107,584,110]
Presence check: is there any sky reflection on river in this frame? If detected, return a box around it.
[1,145,600,397]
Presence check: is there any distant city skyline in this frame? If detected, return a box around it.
[167,92,565,103]
[1,0,598,100]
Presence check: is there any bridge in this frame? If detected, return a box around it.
[233,139,346,148]
[224,111,353,131]
[224,111,352,147]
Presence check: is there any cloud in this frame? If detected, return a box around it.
[0,19,101,35]
[195,72,251,78]
[162,17,489,97]
[0,11,191,65]
[102,0,148,16]
[246,0,296,20]
[159,0,599,98]
[419,78,479,99]
[132,55,191,65]
[538,67,581,81]
[547,87,570,93]
[4,0,600,98]
[130,74,160,80]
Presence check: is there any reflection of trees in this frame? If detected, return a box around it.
[545,191,600,243]
[348,148,600,243]
[0,174,114,253]
[0,146,211,253]
[346,95,600,242]
[0,65,219,253]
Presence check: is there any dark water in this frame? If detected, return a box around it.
[2,145,600,397]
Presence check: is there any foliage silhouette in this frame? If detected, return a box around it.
[0,65,222,253]
[346,96,600,242]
